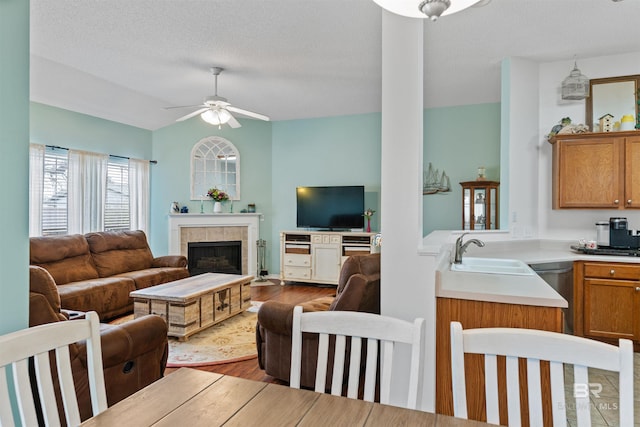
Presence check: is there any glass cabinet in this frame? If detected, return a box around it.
[460,180,499,230]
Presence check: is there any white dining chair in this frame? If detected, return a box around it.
[0,311,107,426]
[290,305,425,409]
[450,321,634,426]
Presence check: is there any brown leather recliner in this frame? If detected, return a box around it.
[256,253,380,387]
[29,265,169,423]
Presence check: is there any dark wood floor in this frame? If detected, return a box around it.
[164,280,335,384]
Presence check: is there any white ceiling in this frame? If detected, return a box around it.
[30,0,640,131]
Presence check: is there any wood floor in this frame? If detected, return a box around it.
[163,280,335,384]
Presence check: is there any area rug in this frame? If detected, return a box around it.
[250,278,278,287]
[110,306,260,367]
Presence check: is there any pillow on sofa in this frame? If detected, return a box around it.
[30,234,100,285]
[86,230,154,277]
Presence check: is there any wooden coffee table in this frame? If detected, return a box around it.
[130,273,254,341]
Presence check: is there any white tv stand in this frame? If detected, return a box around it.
[279,230,376,286]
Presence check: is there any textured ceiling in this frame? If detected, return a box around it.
[30,0,640,130]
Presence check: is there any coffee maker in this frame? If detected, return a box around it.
[609,217,640,249]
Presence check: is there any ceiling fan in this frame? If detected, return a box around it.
[166,67,270,128]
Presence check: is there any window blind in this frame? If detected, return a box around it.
[42,146,69,235]
[105,156,130,231]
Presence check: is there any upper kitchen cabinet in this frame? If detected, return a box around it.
[550,131,640,209]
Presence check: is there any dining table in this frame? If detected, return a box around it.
[81,368,490,426]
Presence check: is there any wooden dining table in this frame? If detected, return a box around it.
[81,368,490,426]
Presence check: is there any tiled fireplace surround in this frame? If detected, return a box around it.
[167,213,261,277]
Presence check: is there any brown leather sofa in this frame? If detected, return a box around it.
[256,253,380,387]
[30,230,189,320]
[29,265,169,423]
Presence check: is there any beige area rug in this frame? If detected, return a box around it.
[111,305,261,367]
[250,278,278,287]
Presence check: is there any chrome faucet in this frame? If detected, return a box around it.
[453,233,485,264]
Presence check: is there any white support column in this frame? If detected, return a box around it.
[380,10,434,411]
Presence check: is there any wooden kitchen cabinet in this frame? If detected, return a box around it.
[574,261,640,347]
[436,297,563,425]
[550,130,640,209]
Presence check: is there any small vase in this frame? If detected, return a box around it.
[366,218,371,233]
[213,201,222,213]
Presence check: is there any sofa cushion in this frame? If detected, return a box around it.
[85,230,154,277]
[57,277,136,320]
[115,267,189,290]
[30,234,100,285]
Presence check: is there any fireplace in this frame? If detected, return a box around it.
[188,241,242,276]
[168,213,261,277]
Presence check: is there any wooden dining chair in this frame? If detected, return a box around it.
[0,311,107,426]
[450,321,634,426]
[290,305,425,409]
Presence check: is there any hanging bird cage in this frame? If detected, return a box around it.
[561,60,589,100]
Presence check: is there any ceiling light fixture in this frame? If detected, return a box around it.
[418,0,450,21]
[561,58,589,100]
[372,0,484,20]
[201,108,232,129]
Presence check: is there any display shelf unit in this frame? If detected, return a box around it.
[280,230,376,285]
[460,180,499,230]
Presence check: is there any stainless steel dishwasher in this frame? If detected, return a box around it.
[529,261,574,334]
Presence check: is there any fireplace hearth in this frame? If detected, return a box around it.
[188,241,242,276]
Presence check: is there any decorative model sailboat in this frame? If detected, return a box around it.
[423,162,451,195]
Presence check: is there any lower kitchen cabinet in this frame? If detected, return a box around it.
[574,261,640,346]
[435,297,563,425]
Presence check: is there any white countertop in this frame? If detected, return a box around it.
[436,265,568,308]
[463,238,640,265]
[429,233,640,308]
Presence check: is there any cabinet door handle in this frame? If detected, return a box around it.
[610,269,616,275]
[628,199,633,205]
[614,199,620,204]
[636,287,640,292]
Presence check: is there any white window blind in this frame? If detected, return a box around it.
[42,146,69,235]
[105,156,130,231]
[32,147,145,236]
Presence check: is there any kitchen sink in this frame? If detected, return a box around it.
[450,257,534,276]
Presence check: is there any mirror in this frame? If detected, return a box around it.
[191,136,240,200]
[586,75,640,131]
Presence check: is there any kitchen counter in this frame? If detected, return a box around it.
[463,238,640,265]
[432,238,576,309]
[436,262,568,308]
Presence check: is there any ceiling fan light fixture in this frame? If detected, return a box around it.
[418,0,451,21]
[372,0,483,19]
[201,108,232,126]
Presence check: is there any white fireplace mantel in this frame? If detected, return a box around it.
[168,213,262,276]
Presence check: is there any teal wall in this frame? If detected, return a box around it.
[149,117,273,258]
[1,0,30,335]
[2,0,30,419]
[271,113,383,273]
[30,102,152,159]
[27,101,500,277]
[423,103,501,235]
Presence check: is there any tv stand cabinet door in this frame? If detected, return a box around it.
[312,244,341,284]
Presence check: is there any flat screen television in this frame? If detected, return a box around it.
[296,185,364,230]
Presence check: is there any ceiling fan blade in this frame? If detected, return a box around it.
[227,114,241,128]
[164,104,205,110]
[175,107,209,122]
[227,106,270,121]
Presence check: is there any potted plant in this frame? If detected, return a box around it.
[207,187,229,213]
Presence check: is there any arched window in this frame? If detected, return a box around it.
[191,137,240,200]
